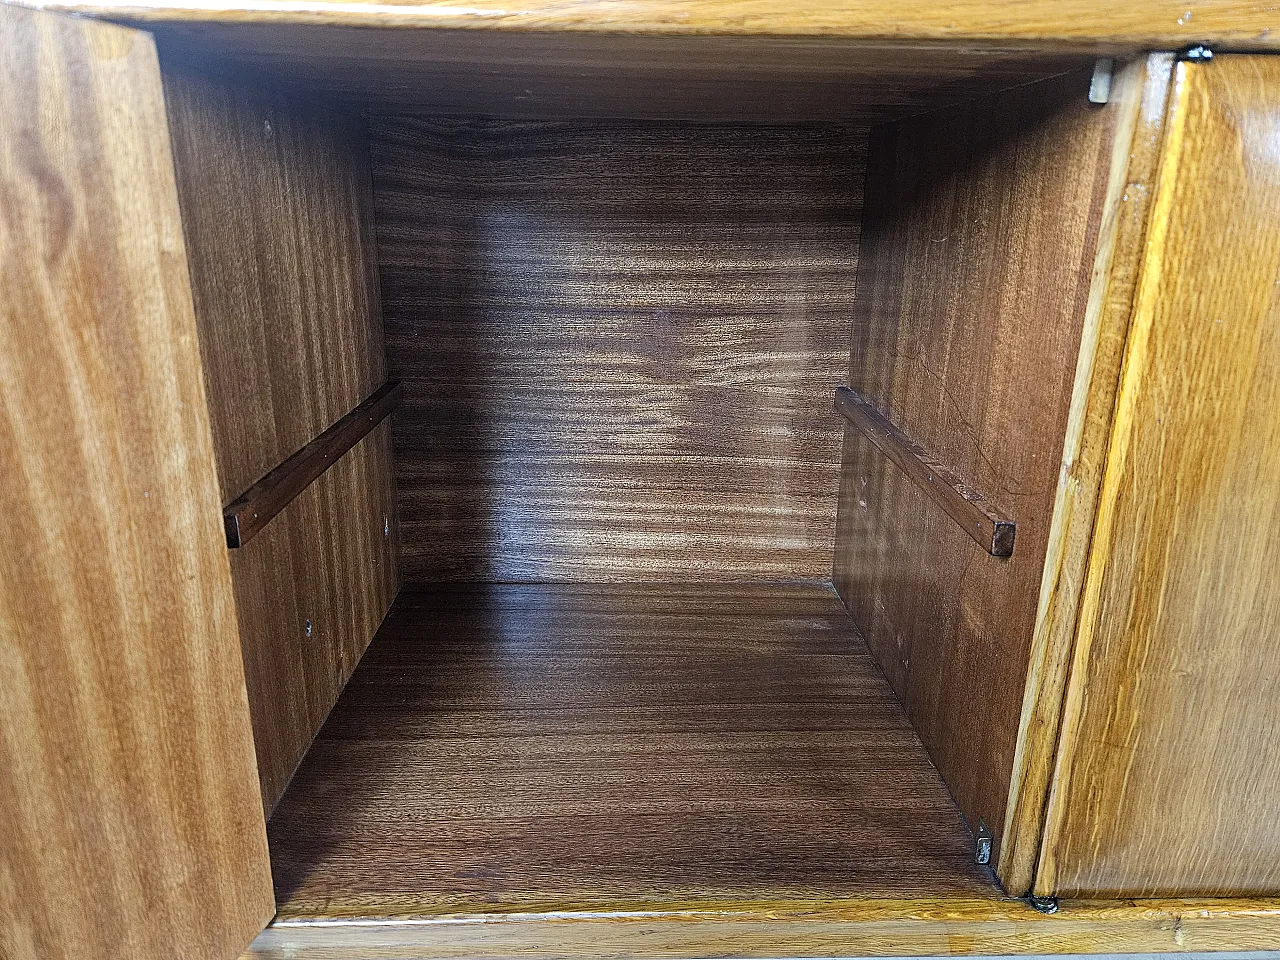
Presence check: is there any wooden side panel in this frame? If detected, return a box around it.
[997,55,1175,894]
[229,423,398,813]
[375,119,862,583]
[1038,55,1280,898]
[0,7,273,959]
[162,65,398,812]
[161,65,386,501]
[833,69,1122,859]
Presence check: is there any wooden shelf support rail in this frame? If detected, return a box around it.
[224,380,403,548]
[835,386,1016,557]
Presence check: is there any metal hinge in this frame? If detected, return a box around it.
[1179,44,1214,62]
[1028,895,1061,914]
[975,822,993,865]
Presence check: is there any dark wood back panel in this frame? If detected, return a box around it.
[833,69,1124,862]
[373,119,863,582]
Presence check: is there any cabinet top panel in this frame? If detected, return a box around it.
[8,0,1280,50]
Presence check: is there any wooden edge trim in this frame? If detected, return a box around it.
[10,0,1280,54]
[834,386,1015,557]
[995,53,1175,895]
[1031,56,1194,900]
[267,894,1280,925]
[224,380,402,548]
[993,50,1172,896]
[252,896,1280,958]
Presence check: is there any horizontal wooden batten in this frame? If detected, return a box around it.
[224,380,402,548]
[835,386,1015,557]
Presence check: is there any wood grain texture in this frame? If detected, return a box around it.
[997,54,1175,894]
[1037,55,1280,898]
[162,65,386,502]
[833,69,1123,865]
[836,387,1016,557]
[267,583,990,916]
[228,422,399,813]
[0,7,273,959]
[152,25,1090,123]
[162,66,400,811]
[225,380,402,548]
[375,119,863,582]
[246,897,1280,958]
[19,0,1280,50]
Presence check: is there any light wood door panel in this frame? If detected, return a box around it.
[1038,54,1280,898]
[0,5,274,958]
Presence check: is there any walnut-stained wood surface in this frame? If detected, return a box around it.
[162,66,386,502]
[997,55,1175,894]
[267,583,989,915]
[153,26,1091,122]
[246,896,1280,958]
[1037,55,1280,899]
[833,69,1123,865]
[163,67,399,812]
[226,424,399,813]
[376,120,863,582]
[22,0,1280,51]
[0,7,273,959]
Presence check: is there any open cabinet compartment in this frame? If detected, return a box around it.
[155,31,1142,933]
[10,5,1280,956]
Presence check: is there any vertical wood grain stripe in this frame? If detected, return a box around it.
[0,8,273,958]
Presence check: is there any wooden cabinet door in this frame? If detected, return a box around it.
[0,4,274,958]
[1036,54,1280,899]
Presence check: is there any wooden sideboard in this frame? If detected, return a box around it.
[3,2,1280,957]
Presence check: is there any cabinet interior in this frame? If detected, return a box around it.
[155,30,1120,915]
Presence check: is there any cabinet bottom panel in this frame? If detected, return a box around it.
[254,582,1280,957]
[264,581,990,916]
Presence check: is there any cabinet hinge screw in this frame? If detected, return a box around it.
[975,823,993,865]
[1028,895,1060,914]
